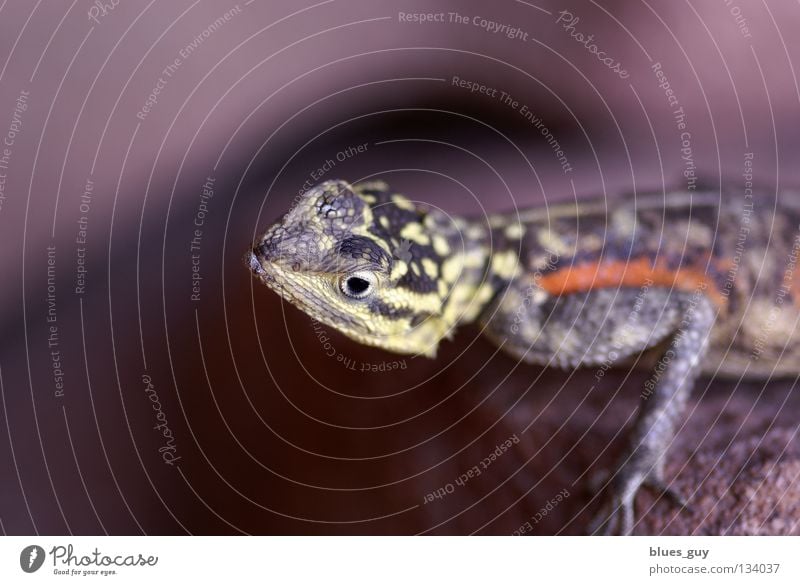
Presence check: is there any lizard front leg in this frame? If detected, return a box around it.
[589,291,715,535]
[479,281,716,534]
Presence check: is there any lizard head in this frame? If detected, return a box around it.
[247,180,478,357]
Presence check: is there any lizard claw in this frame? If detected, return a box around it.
[588,474,639,536]
[648,476,692,513]
[588,460,690,535]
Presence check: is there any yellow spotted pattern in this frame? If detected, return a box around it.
[400,222,431,245]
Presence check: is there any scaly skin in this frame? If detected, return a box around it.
[247,179,800,534]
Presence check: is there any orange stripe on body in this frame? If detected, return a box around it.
[537,256,728,307]
[789,263,800,309]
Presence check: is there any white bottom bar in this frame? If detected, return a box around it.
[1,536,798,583]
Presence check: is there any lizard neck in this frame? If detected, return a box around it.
[436,217,498,328]
[440,213,538,331]
[386,208,529,356]
[386,213,495,357]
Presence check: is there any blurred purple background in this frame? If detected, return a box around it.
[0,0,799,535]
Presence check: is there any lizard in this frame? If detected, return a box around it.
[246,178,800,534]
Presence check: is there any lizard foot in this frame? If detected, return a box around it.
[588,457,690,535]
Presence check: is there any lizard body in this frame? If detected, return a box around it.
[247,179,800,534]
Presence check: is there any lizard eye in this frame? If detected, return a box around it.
[339,271,376,299]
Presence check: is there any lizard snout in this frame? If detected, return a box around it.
[245,248,266,276]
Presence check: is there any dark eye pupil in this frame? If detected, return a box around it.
[346,277,370,295]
